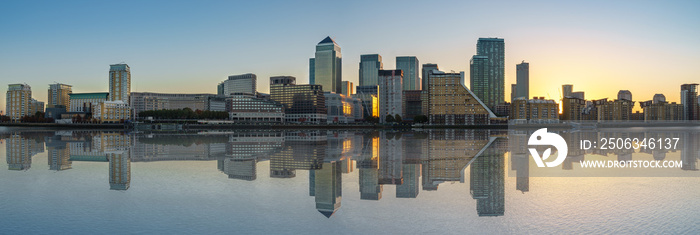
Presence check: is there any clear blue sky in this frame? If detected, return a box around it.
[1,0,699,111]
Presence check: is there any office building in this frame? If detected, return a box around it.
[310,36,342,93]
[681,84,699,120]
[227,93,284,124]
[510,97,559,124]
[47,83,72,109]
[109,64,130,103]
[653,94,666,104]
[428,70,495,125]
[325,92,360,124]
[403,90,423,121]
[562,84,573,97]
[421,63,438,91]
[355,85,379,120]
[131,92,227,117]
[94,100,131,123]
[6,84,33,122]
[471,38,505,109]
[396,56,420,90]
[378,70,403,123]
[561,97,586,121]
[642,100,684,121]
[359,54,382,86]
[269,76,327,124]
[341,81,354,96]
[515,61,529,100]
[596,99,635,121]
[510,84,517,102]
[218,73,257,96]
[69,93,109,113]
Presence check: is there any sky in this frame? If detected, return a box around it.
[1,0,699,112]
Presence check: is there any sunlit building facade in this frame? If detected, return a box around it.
[428,70,495,125]
[311,37,342,93]
[270,76,327,124]
[6,84,32,122]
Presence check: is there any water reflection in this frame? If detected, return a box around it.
[3,127,699,218]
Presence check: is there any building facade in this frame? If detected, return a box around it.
[48,83,72,109]
[681,84,698,120]
[510,97,559,124]
[6,84,32,122]
[421,63,438,91]
[218,73,257,96]
[341,81,354,96]
[473,38,505,109]
[311,37,342,93]
[227,93,284,124]
[325,92,360,124]
[109,64,130,103]
[359,54,382,86]
[29,99,44,115]
[396,56,420,91]
[130,92,226,117]
[403,90,423,122]
[69,93,108,113]
[355,85,379,120]
[561,97,586,121]
[378,70,403,123]
[515,61,529,100]
[428,70,495,125]
[270,76,327,124]
[95,100,131,123]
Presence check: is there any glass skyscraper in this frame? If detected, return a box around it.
[396,56,420,90]
[471,38,505,109]
[515,61,529,100]
[421,63,438,91]
[310,37,342,93]
[359,54,382,86]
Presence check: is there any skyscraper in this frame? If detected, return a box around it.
[617,90,632,101]
[421,63,439,91]
[341,81,354,96]
[359,54,382,86]
[562,84,573,98]
[47,83,72,109]
[6,84,32,122]
[471,38,505,109]
[218,73,257,96]
[515,61,529,100]
[109,64,131,103]
[310,36,342,93]
[378,70,403,123]
[681,84,699,120]
[470,55,489,102]
[396,56,420,90]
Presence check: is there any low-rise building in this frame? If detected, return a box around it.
[95,101,131,123]
[69,92,109,113]
[427,70,495,125]
[325,92,361,124]
[510,97,559,124]
[227,93,284,124]
[270,76,327,124]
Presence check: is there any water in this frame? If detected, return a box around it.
[0,128,699,234]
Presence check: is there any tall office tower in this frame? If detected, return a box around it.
[378,70,403,123]
[510,84,517,102]
[270,76,327,124]
[562,84,573,98]
[471,38,505,109]
[653,94,666,104]
[421,63,439,91]
[515,61,529,100]
[109,64,131,103]
[47,83,72,108]
[617,90,632,101]
[313,161,342,218]
[470,55,490,102]
[396,56,420,90]
[218,73,257,96]
[341,81,354,96]
[359,54,383,86]
[310,36,342,93]
[6,84,32,122]
[681,84,699,120]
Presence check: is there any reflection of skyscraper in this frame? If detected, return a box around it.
[224,158,257,181]
[423,130,489,190]
[358,134,382,200]
[6,134,35,170]
[312,162,342,218]
[379,132,403,185]
[270,131,326,178]
[470,147,505,217]
[46,135,71,171]
[396,164,420,198]
[108,152,131,190]
[512,155,529,193]
[681,132,698,171]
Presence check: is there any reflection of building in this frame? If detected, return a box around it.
[358,134,382,200]
[379,132,403,184]
[6,134,43,170]
[310,37,342,93]
[681,132,698,171]
[470,147,505,217]
[428,70,495,125]
[269,132,326,178]
[6,84,33,122]
[423,130,490,190]
[312,162,342,218]
[396,164,420,198]
[224,158,257,180]
[46,136,71,171]
[269,76,327,124]
[108,151,131,190]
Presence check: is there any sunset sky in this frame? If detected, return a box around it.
[1,0,699,112]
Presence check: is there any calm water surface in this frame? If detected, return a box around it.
[0,127,699,234]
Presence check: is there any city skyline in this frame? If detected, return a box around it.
[1,1,699,111]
